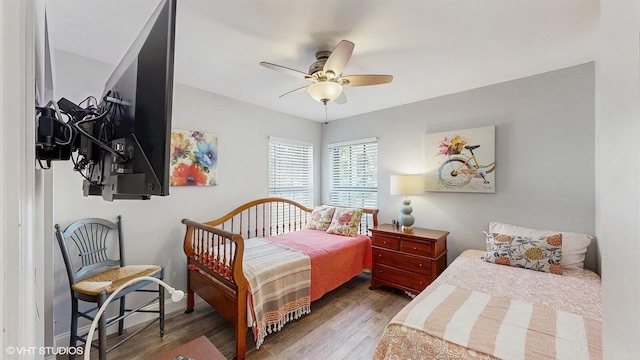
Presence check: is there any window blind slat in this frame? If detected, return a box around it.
[328,139,378,208]
[269,139,313,209]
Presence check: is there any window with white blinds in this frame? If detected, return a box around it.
[268,137,313,208]
[328,138,378,209]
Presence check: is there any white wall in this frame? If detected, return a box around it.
[51,50,321,339]
[597,0,640,357]
[323,63,597,271]
[2,0,41,358]
[36,0,56,349]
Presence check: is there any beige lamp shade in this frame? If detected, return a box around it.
[390,174,424,196]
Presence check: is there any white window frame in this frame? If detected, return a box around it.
[328,137,378,209]
[268,136,313,208]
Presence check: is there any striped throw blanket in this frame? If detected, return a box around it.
[243,238,311,348]
[395,284,601,360]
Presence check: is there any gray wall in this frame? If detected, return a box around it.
[323,62,596,271]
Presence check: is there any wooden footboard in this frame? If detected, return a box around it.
[182,197,379,360]
[181,220,248,358]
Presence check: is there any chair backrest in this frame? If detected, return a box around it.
[55,216,125,286]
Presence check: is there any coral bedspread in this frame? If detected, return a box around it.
[266,229,372,301]
[374,249,602,360]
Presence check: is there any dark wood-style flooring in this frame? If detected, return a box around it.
[70,273,411,360]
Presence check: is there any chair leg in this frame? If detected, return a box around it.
[97,292,108,360]
[118,294,125,336]
[159,282,165,337]
[70,297,78,360]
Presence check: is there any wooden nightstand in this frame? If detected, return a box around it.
[369,224,448,295]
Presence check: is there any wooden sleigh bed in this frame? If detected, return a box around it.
[181,198,378,360]
[373,222,601,360]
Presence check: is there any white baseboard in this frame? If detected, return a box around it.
[50,298,187,359]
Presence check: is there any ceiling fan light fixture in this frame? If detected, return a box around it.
[261,40,392,106]
[307,82,342,103]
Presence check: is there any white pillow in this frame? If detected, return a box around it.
[489,222,592,270]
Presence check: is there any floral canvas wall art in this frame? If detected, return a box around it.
[170,129,217,186]
[424,125,495,193]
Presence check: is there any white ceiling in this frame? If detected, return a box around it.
[45,0,599,122]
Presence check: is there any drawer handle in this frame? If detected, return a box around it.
[418,263,423,267]
[413,246,418,250]
[383,241,387,244]
[378,254,382,257]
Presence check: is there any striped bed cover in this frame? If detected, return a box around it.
[374,249,602,360]
[243,238,311,349]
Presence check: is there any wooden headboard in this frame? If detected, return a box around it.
[201,197,378,238]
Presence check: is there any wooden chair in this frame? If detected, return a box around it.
[55,215,165,360]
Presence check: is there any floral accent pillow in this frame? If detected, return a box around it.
[326,207,363,237]
[306,206,336,231]
[489,222,590,270]
[510,234,563,275]
[482,232,563,275]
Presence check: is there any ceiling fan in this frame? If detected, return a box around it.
[260,40,393,105]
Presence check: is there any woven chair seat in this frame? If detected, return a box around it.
[72,265,162,296]
[56,216,166,360]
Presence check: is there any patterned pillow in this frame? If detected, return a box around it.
[510,234,563,275]
[482,232,513,266]
[306,206,336,231]
[326,207,363,237]
[481,232,563,275]
[489,222,590,270]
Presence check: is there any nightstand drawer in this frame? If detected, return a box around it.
[372,248,432,276]
[372,264,431,292]
[401,239,433,257]
[372,234,399,250]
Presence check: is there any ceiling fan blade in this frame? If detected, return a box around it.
[334,91,347,105]
[260,62,310,80]
[279,85,309,98]
[341,74,393,87]
[323,40,354,76]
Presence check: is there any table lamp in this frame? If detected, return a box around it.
[390,174,424,231]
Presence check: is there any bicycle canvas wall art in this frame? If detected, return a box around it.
[424,125,495,193]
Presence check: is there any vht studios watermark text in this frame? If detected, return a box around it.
[6,346,83,356]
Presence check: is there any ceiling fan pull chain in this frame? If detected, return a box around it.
[324,103,328,124]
